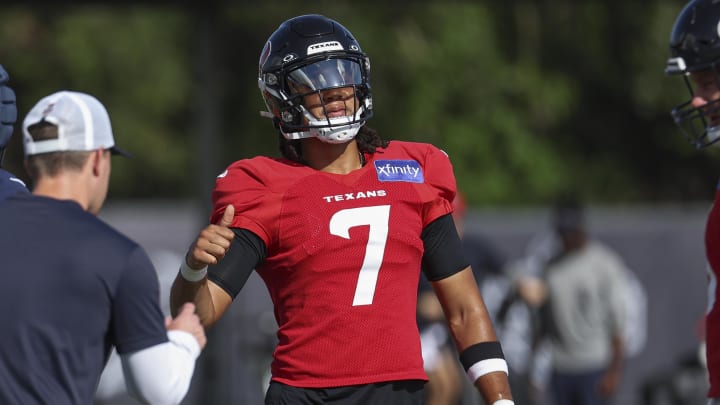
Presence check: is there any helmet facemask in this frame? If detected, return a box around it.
[668,58,720,149]
[260,55,373,144]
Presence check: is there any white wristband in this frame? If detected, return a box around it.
[179,260,207,282]
[492,400,514,405]
[467,358,509,382]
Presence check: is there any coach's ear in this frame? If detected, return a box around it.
[90,149,106,177]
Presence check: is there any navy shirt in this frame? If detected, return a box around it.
[0,194,168,404]
[0,168,28,201]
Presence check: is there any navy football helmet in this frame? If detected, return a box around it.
[666,0,720,148]
[258,14,373,144]
[0,65,17,159]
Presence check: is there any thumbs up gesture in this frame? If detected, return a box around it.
[185,205,236,270]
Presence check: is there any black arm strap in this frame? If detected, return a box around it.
[459,341,505,371]
[421,213,470,281]
[207,228,267,299]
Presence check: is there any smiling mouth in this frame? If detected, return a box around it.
[324,104,348,118]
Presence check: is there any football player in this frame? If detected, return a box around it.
[171,14,514,405]
[666,0,720,403]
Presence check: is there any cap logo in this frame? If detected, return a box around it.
[307,41,343,55]
[42,102,55,117]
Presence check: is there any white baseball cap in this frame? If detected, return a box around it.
[22,90,129,157]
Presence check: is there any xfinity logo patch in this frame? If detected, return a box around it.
[374,160,424,183]
[307,41,344,55]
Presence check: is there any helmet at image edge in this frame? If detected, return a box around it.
[258,14,373,144]
[666,0,720,148]
[0,65,17,153]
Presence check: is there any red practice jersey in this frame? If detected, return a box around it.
[211,140,456,388]
[706,182,720,397]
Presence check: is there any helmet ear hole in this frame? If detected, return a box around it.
[276,99,306,127]
[280,109,302,126]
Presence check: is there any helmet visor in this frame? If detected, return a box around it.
[286,58,363,95]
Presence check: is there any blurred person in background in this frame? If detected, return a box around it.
[0,64,28,200]
[416,192,509,405]
[0,90,206,405]
[510,206,647,404]
[665,1,720,403]
[171,14,514,405]
[640,314,708,405]
[491,254,549,405]
[499,218,563,405]
[536,198,628,405]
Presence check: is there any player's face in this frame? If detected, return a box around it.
[689,69,720,126]
[286,58,364,123]
[302,86,358,120]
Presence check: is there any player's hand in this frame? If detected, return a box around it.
[166,302,207,350]
[185,205,235,270]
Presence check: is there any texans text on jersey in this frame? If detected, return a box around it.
[322,190,387,203]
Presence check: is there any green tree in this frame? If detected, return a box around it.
[1,1,712,206]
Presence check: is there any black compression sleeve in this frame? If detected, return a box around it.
[207,228,267,299]
[421,213,470,281]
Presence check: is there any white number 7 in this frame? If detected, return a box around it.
[329,205,391,306]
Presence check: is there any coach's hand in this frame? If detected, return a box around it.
[166,302,207,350]
[185,205,235,270]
